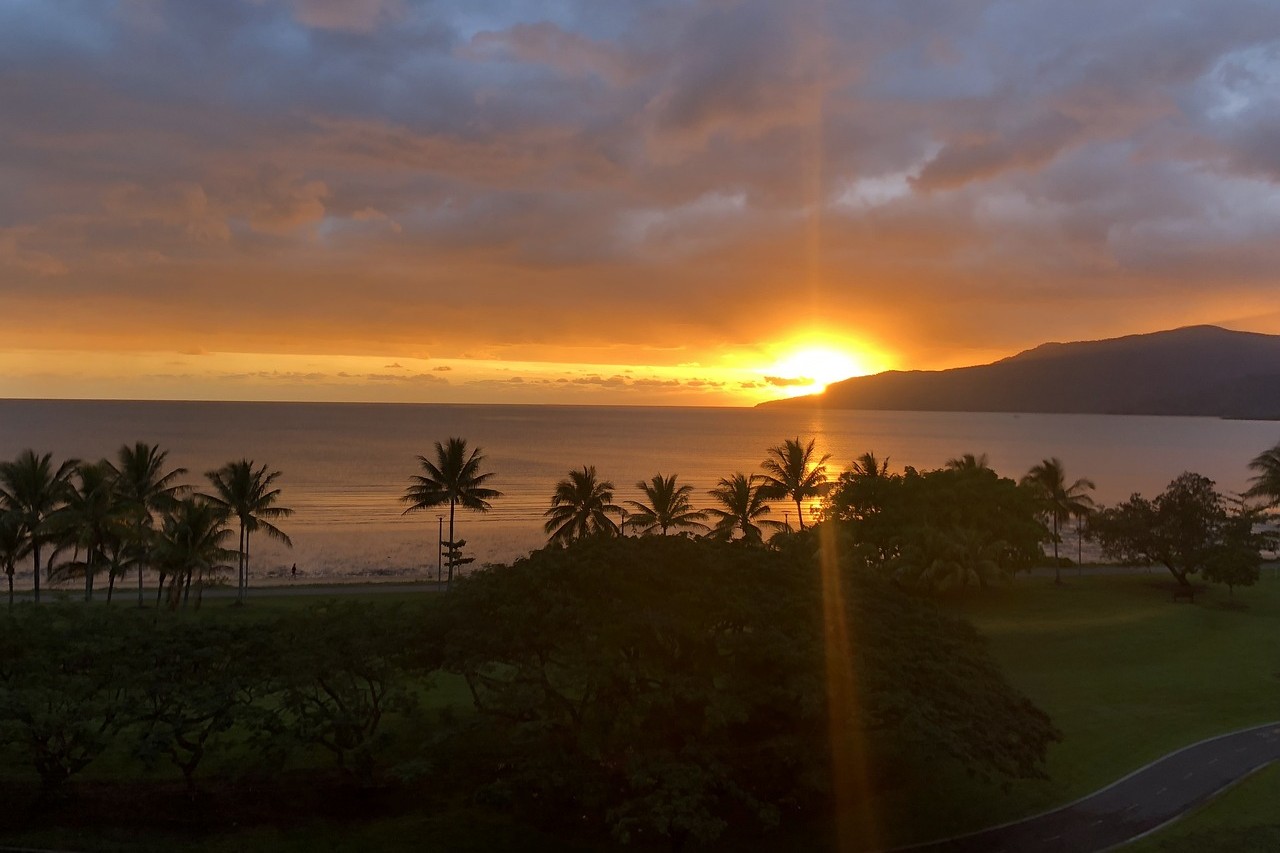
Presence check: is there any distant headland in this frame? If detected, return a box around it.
[759,325,1280,420]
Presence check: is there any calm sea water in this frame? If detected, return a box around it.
[1,400,1277,583]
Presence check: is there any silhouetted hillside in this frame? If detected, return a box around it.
[760,326,1280,419]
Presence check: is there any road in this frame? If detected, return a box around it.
[898,723,1280,852]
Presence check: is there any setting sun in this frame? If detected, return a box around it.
[764,345,877,396]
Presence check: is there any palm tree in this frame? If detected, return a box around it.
[204,460,293,604]
[543,466,621,545]
[46,460,129,602]
[850,452,890,480]
[1245,442,1280,508]
[945,452,992,473]
[760,437,831,530]
[115,442,188,608]
[152,497,237,610]
[402,437,502,586]
[1020,458,1096,585]
[707,473,782,544]
[624,473,709,536]
[0,450,77,603]
[0,509,30,609]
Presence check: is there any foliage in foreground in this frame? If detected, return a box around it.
[0,537,1059,848]
[432,536,1059,846]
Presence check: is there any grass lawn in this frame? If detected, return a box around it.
[869,569,1280,847]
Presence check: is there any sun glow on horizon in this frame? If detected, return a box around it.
[762,344,878,397]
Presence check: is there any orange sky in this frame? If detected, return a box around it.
[3,1,1279,406]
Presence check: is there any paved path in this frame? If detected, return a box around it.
[899,723,1280,852]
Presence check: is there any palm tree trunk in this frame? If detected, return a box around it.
[107,567,116,603]
[85,552,94,602]
[237,522,246,603]
[137,547,145,609]
[795,496,805,531]
[1052,515,1061,585]
[31,543,40,605]
[183,568,193,608]
[243,528,251,602]
[7,569,12,610]
[447,499,456,589]
[156,570,167,607]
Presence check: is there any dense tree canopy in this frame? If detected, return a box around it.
[824,458,1046,590]
[432,536,1059,846]
[1090,472,1270,589]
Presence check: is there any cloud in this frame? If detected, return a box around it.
[764,375,812,387]
[283,0,406,33]
[3,0,1280,399]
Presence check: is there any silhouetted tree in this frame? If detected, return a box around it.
[945,452,992,473]
[1245,441,1280,509]
[152,497,237,610]
[0,509,30,609]
[47,460,131,602]
[760,437,831,530]
[204,460,292,603]
[0,607,137,795]
[1020,458,1096,584]
[825,459,1043,590]
[401,437,502,586]
[1091,472,1266,590]
[133,619,271,795]
[433,536,1059,846]
[115,442,187,608]
[0,450,76,604]
[544,465,621,544]
[624,473,709,536]
[707,473,782,544]
[1202,498,1266,599]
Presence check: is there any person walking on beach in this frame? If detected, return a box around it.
[291,563,297,579]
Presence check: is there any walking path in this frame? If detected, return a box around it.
[899,722,1280,852]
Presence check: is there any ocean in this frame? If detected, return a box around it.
[1,399,1276,584]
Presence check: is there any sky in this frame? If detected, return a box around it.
[2,0,1279,406]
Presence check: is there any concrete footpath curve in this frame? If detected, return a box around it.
[900,722,1280,852]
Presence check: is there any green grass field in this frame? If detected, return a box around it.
[4,569,1279,851]
[868,569,1280,847]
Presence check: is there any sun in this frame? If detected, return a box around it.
[764,345,873,397]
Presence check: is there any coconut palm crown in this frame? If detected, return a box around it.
[0,449,78,603]
[402,437,502,583]
[204,459,293,602]
[1245,442,1280,508]
[625,473,709,536]
[544,465,621,544]
[115,441,188,607]
[1020,457,1096,584]
[707,472,782,544]
[759,437,831,530]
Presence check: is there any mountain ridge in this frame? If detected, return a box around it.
[759,326,1280,419]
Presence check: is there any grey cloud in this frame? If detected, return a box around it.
[3,0,1280,365]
